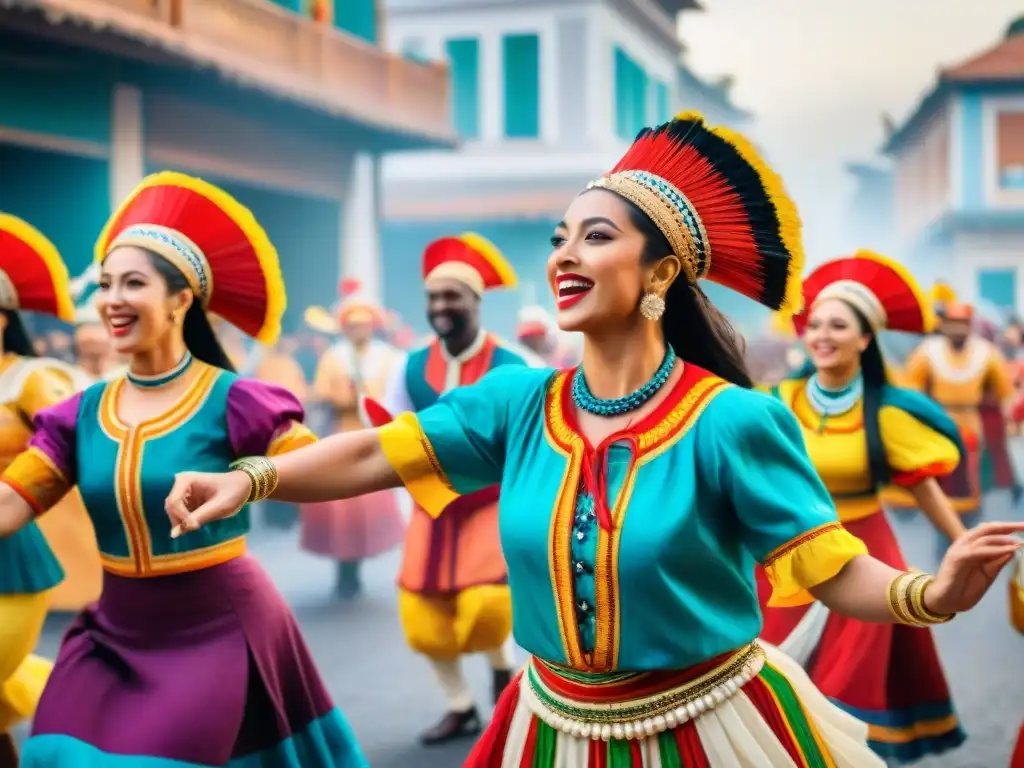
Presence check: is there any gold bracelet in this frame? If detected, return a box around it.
[885,571,954,626]
[909,574,955,625]
[229,457,279,503]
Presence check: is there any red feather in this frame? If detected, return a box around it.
[339,278,362,298]
[359,396,394,428]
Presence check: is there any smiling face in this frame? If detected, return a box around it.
[96,246,193,356]
[425,277,478,340]
[803,297,870,373]
[547,189,669,334]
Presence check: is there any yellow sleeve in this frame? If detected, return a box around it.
[267,421,317,457]
[879,405,960,486]
[17,367,76,420]
[903,348,930,392]
[986,348,1016,401]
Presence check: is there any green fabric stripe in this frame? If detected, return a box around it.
[532,719,557,768]
[658,730,683,768]
[538,662,640,685]
[606,737,632,767]
[760,664,829,768]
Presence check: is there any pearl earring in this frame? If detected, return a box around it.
[639,292,666,321]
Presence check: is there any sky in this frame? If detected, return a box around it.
[680,1,1024,262]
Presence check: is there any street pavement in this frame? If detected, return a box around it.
[23,490,1024,767]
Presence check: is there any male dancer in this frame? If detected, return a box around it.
[904,303,1016,517]
[380,233,529,745]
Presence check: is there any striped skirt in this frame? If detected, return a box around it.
[466,642,883,767]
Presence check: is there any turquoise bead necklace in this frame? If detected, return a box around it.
[572,344,676,416]
[126,350,194,389]
[805,372,862,434]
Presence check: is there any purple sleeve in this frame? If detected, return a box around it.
[27,391,82,483]
[226,378,307,458]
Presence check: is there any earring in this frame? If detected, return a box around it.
[639,292,666,321]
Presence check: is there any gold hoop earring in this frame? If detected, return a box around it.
[639,292,666,321]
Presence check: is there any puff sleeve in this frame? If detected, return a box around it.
[708,387,868,607]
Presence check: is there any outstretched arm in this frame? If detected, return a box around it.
[811,522,1023,621]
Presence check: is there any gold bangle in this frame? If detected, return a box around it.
[911,575,955,625]
[229,457,279,503]
[887,571,925,626]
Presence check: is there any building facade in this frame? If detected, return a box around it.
[379,0,756,336]
[885,16,1024,317]
[0,0,453,332]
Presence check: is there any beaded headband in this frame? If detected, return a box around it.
[106,224,213,305]
[814,280,887,331]
[587,170,711,284]
[0,269,19,311]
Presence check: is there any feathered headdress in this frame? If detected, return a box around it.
[422,233,517,296]
[769,310,796,339]
[95,171,286,344]
[588,112,804,312]
[0,213,75,322]
[930,281,957,307]
[304,278,384,335]
[793,250,933,335]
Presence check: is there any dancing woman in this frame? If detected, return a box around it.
[0,214,78,768]
[0,173,366,766]
[756,252,967,763]
[164,115,1022,766]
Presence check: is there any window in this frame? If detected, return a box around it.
[446,38,481,139]
[614,46,648,140]
[502,33,540,139]
[978,268,1017,312]
[653,80,670,124]
[997,111,1024,189]
[334,0,376,43]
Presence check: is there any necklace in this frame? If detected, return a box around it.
[572,345,676,416]
[806,372,862,433]
[127,351,194,389]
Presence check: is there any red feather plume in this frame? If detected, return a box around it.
[604,112,804,312]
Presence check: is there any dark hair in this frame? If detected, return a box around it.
[144,253,236,372]
[2,310,36,358]
[623,201,753,387]
[845,302,890,489]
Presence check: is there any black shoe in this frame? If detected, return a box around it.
[491,667,512,705]
[419,707,482,745]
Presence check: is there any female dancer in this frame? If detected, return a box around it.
[0,213,78,768]
[0,173,366,766]
[756,252,967,763]
[165,114,1021,766]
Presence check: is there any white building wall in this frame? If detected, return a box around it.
[953,229,1024,310]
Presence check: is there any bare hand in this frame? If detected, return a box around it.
[927,522,1024,615]
[165,470,251,538]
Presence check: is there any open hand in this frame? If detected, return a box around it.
[165,470,251,538]
[927,522,1024,615]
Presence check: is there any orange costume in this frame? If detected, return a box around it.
[375,234,531,723]
[902,303,1015,514]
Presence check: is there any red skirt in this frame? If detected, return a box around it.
[299,491,405,561]
[1012,725,1024,767]
[938,430,982,514]
[756,511,965,764]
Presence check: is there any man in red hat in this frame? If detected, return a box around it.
[904,303,1017,517]
[381,233,532,745]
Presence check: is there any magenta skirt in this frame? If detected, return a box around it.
[23,556,367,766]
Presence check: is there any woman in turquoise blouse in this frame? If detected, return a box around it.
[0,173,366,766]
[165,115,1024,767]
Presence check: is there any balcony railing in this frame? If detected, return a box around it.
[30,0,454,142]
